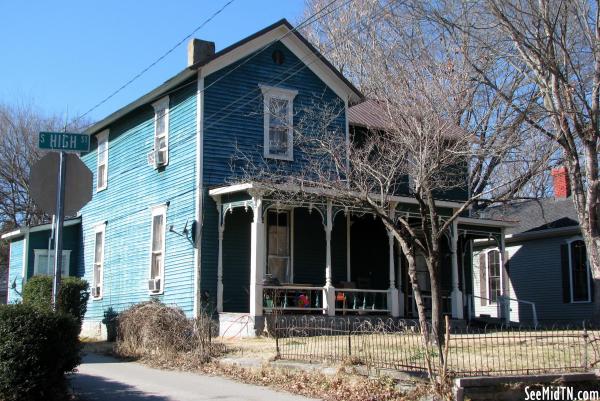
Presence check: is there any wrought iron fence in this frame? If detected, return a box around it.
[273,316,600,377]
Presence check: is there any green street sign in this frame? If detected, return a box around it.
[39,132,90,152]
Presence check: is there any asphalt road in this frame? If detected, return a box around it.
[70,353,321,401]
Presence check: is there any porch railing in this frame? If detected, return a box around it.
[263,285,326,313]
[469,294,539,327]
[407,292,452,316]
[334,288,389,313]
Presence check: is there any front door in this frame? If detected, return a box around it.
[267,210,290,283]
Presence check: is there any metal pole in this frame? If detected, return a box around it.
[52,151,67,310]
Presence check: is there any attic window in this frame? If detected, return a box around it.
[272,50,285,65]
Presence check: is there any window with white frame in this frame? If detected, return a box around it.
[96,130,109,191]
[260,85,297,160]
[267,210,291,283]
[568,239,590,303]
[149,205,167,294]
[33,250,70,277]
[486,249,501,304]
[152,96,169,168]
[92,224,105,299]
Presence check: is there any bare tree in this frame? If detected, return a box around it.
[0,101,91,231]
[238,1,551,383]
[423,0,600,321]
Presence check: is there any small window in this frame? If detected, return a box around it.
[92,224,106,299]
[570,240,590,302]
[487,250,501,304]
[96,130,109,191]
[149,205,167,294]
[267,210,290,283]
[260,85,297,161]
[152,97,169,168]
[33,250,70,277]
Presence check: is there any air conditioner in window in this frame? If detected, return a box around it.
[148,278,161,293]
[91,286,101,298]
[155,149,167,166]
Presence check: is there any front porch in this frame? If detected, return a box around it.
[208,183,510,336]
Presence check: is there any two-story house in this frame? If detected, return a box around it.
[2,19,510,338]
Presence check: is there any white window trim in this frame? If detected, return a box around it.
[484,248,502,306]
[566,237,591,304]
[92,223,106,300]
[96,129,109,191]
[152,96,170,168]
[33,249,71,277]
[149,204,167,295]
[259,84,298,161]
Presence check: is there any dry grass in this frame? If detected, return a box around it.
[275,329,600,376]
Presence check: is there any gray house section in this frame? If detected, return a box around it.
[473,196,593,326]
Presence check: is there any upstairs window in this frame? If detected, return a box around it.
[92,224,106,300]
[96,130,109,191]
[260,85,297,161]
[152,96,169,168]
[149,205,167,294]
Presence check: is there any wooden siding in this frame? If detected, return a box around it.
[201,41,346,299]
[79,81,198,322]
[27,225,80,277]
[7,238,24,303]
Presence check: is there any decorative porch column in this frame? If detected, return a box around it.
[346,210,351,282]
[216,198,224,313]
[323,200,335,316]
[450,219,464,319]
[387,230,400,317]
[249,193,266,328]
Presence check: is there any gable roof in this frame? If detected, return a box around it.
[86,19,363,136]
[479,197,579,235]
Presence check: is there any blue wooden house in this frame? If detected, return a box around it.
[2,20,510,338]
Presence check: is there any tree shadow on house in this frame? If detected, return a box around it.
[69,373,170,401]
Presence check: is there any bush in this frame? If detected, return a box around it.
[116,300,219,362]
[0,304,81,401]
[22,275,90,326]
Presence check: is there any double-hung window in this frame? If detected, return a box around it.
[149,205,167,294]
[260,85,297,161]
[92,224,106,299]
[96,130,108,191]
[152,96,169,168]
[33,250,70,277]
[486,250,502,304]
[568,240,590,303]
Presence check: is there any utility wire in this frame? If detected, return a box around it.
[75,0,236,124]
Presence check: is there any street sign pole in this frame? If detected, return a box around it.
[51,151,67,310]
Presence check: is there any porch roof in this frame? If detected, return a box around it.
[208,182,515,233]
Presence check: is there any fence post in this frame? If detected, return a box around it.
[583,321,589,370]
[275,318,281,359]
[347,320,352,357]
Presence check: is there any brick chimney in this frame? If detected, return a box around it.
[551,166,571,198]
[187,39,215,67]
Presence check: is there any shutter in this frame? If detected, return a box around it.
[560,243,570,303]
[479,252,487,306]
[502,251,510,296]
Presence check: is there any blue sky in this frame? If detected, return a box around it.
[0,0,304,123]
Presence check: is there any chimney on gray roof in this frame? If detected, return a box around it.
[187,39,215,67]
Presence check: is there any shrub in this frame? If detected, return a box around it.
[22,275,90,327]
[0,304,81,401]
[116,300,220,363]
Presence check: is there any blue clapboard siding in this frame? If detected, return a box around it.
[7,238,24,303]
[79,81,198,321]
[201,41,346,299]
[222,208,252,312]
